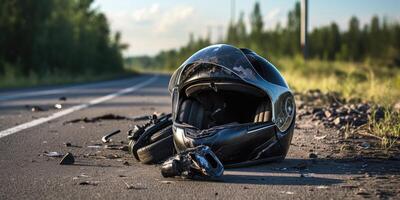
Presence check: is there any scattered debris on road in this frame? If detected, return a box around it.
[26,103,65,112]
[78,181,99,186]
[87,145,102,149]
[60,152,75,165]
[59,96,67,101]
[63,112,166,124]
[64,114,130,124]
[27,105,46,112]
[102,129,121,143]
[123,181,147,190]
[160,180,175,184]
[54,103,62,109]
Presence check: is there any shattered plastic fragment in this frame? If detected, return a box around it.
[87,145,102,149]
[60,152,75,165]
[54,104,62,109]
[102,129,121,143]
[44,151,64,157]
[314,135,327,140]
[160,145,224,179]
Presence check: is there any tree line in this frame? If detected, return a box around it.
[0,0,125,78]
[127,2,400,70]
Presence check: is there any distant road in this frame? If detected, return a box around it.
[0,74,398,200]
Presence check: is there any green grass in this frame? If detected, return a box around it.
[369,108,400,149]
[275,56,400,106]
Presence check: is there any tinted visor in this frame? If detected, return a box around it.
[168,44,262,92]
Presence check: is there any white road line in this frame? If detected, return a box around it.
[0,75,158,139]
[0,76,141,101]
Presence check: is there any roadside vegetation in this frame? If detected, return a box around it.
[276,57,400,106]
[0,0,127,89]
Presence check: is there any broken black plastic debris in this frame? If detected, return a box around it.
[64,114,129,124]
[64,113,167,125]
[102,129,121,143]
[160,145,224,179]
[128,114,173,161]
[26,105,47,112]
[59,96,67,101]
[60,152,75,165]
[78,181,98,186]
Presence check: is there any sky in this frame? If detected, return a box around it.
[93,0,400,56]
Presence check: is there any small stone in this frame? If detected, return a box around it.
[324,110,333,118]
[356,103,370,112]
[309,153,318,159]
[313,111,325,120]
[352,117,367,127]
[65,142,72,147]
[312,107,323,114]
[333,117,343,126]
[360,142,370,149]
[374,107,385,121]
[123,161,130,166]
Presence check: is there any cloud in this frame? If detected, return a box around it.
[264,8,284,30]
[156,6,194,33]
[131,3,160,22]
[103,4,202,56]
[266,8,281,20]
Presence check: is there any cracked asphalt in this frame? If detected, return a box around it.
[0,74,399,200]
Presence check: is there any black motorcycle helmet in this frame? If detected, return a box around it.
[168,44,295,167]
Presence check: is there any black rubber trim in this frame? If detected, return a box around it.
[137,133,174,164]
[130,117,172,161]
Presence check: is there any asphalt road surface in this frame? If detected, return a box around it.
[0,74,399,200]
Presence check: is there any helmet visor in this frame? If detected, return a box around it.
[168,44,261,92]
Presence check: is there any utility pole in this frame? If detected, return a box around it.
[301,0,308,59]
